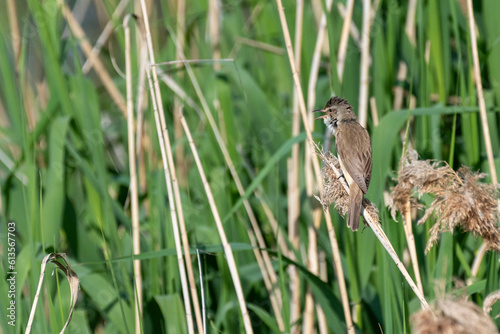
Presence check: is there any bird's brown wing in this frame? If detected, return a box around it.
[336,122,372,194]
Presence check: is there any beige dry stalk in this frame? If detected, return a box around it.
[172,0,204,330]
[123,15,142,334]
[289,0,305,331]
[466,0,499,277]
[358,0,373,128]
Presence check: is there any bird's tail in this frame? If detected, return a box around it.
[347,184,363,231]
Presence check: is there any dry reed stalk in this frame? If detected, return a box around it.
[470,242,489,280]
[425,40,431,64]
[316,251,328,334]
[337,2,361,47]
[405,0,417,46]
[57,0,127,117]
[208,0,221,71]
[337,0,355,81]
[275,0,324,191]
[307,0,334,113]
[369,97,379,127]
[325,212,355,334]
[124,15,142,334]
[7,0,20,69]
[393,62,407,111]
[392,63,422,296]
[404,200,424,295]
[290,1,304,332]
[173,0,186,179]
[286,158,301,328]
[358,0,372,128]
[172,0,204,330]
[134,15,149,195]
[302,210,321,334]
[316,145,430,309]
[137,1,195,332]
[81,0,129,74]
[179,112,254,333]
[466,0,499,277]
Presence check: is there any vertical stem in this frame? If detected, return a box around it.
[173,0,204,331]
[316,251,328,334]
[405,0,417,46]
[358,0,372,127]
[466,0,497,184]
[324,212,355,333]
[337,0,355,81]
[275,0,323,186]
[124,15,142,334]
[289,0,304,331]
[466,0,497,276]
[6,0,20,69]
[404,201,423,295]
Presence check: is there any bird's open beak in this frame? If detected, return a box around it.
[313,109,328,120]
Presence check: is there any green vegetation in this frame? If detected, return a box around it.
[0,0,499,333]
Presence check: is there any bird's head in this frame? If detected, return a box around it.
[314,97,354,131]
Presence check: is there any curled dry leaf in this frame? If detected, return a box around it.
[389,148,500,255]
[26,253,79,334]
[483,290,500,319]
[412,297,498,334]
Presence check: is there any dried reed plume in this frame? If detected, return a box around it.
[389,149,500,255]
[315,146,379,225]
[411,297,498,334]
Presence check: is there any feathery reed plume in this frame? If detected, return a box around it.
[411,297,498,334]
[389,149,500,255]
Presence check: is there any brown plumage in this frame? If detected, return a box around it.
[314,97,372,231]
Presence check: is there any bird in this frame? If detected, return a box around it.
[314,97,372,231]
